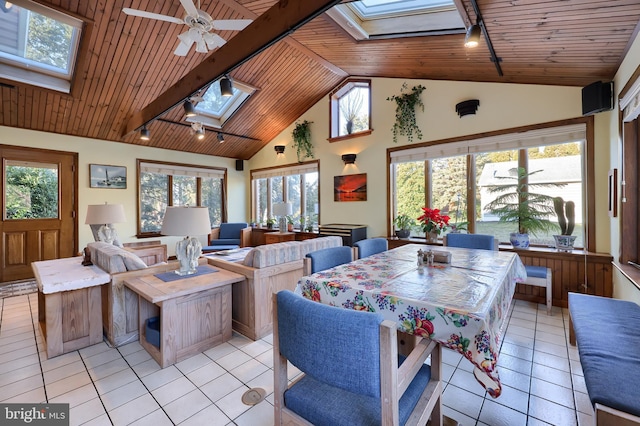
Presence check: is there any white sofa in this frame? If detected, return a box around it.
[206,236,343,340]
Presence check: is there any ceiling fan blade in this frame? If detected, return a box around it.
[179,0,199,18]
[211,19,252,31]
[122,8,184,24]
[203,32,226,50]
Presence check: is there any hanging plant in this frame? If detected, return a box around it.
[292,120,314,162]
[387,83,426,143]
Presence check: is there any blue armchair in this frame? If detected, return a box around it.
[354,237,388,259]
[203,222,250,252]
[444,233,497,251]
[304,246,353,274]
[273,290,442,426]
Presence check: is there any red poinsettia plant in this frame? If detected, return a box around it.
[417,207,450,235]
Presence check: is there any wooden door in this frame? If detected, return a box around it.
[1,146,77,282]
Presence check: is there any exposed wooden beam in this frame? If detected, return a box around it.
[123,0,343,137]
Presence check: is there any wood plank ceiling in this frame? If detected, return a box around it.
[1,0,639,160]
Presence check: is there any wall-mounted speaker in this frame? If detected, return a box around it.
[582,81,613,116]
[235,159,244,171]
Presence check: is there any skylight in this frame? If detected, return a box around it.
[187,78,256,129]
[0,0,82,93]
[326,0,464,40]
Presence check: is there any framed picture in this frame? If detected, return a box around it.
[334,173,367,202]
[608,168,617,217]
[89,164,127,189]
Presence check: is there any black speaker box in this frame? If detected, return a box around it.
[582,81,613,116]
[235,159,244,171]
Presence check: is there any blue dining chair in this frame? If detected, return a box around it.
[444,233,496,251]
[354,237,388,259]
[273,290,442,426]
[304,246,353,274]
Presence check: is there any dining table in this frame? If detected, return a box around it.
[295,243,527,398]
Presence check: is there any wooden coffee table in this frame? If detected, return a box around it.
[124,265,245,368]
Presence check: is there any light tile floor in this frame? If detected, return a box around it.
[0,293,593,426]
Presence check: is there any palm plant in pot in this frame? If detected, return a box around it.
[553,197,576,251]
[484,167,565,248]
[393,213,414,239]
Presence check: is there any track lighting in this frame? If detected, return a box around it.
[464,24,481,48]
[140,125,150,141]
[195,127,205,140]
[220,76,233,97]
[183,100,197,117]
[217,133,225,143]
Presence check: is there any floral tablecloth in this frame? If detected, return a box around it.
[295,244,527,398]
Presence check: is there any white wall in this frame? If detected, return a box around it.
[249,78,590,239]
[0,126,247,256]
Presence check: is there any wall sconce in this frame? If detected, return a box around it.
[274,145,285,157]
[139,125,150,141]
[342,153,357,164]
[455,99,480,117]
[220,76,233,97]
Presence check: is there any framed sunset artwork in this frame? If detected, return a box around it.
[334,173,367,202]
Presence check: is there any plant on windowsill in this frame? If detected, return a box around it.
[484,167,565,249]
[387,83,426,143]
[292,120,314,162]
[417,208,450,243]
[553,197,576,252]
[286,215,294,232]
[266,217,276,230]
[393,213,415,239]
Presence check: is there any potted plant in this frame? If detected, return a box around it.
[292,120,314,162]
[266,217,276,230]
[387,83,426,143]
[553,197,577,252]
[417,207,450,243]
[484,167,565,248]
[286,215,294,232]
[393,214,414,239]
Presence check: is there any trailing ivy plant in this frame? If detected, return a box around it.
[292,120,314,162]
[387,83,426,143]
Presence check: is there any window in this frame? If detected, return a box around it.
[137,160,226,236]
[390,123,588,248]
[0,0,83,92]
[251,161,319,230]
[188,77,256,129]
[326,0,464,40]
[330,79,372,141]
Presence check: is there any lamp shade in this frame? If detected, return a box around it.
[272,202,293,217]
[85,203,126,225]
[160,206,211,236]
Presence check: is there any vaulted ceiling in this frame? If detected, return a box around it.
[1,0,639,160]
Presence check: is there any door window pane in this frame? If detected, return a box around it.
[5,162,58,219]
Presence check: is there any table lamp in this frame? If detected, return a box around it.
[85,203,126,246]
[161,206,211,275]
[273,202,292,233]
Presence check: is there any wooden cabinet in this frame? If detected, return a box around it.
[265,232,296,244]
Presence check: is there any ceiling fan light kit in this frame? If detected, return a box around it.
[122,0,252,56]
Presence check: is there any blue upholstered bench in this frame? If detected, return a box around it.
[522,265,552,315]
[568,292,640,425]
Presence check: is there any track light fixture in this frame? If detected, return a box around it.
[140,125,150,141]
[217,133,225,143]
[342,153,357,165]
[195,127,205,140]
[220,76,233,97]
[183,100,197,117]
[464,24,481,48]
[274,145,285,157]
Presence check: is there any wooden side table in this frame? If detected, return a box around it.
[32,257,111,359]
[124,265,244,368]
[265,231,296,244]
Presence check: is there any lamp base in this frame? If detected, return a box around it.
[175,236,202,275]
[278,216,287,233]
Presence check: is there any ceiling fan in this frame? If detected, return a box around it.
[123,0,252,56]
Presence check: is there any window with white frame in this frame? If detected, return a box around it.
[390,124,587,247]
[330,79,372,140]
[189,77,257,129]
[138,160,226,236]
[251,161,319,230]
[0,0,83,93]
